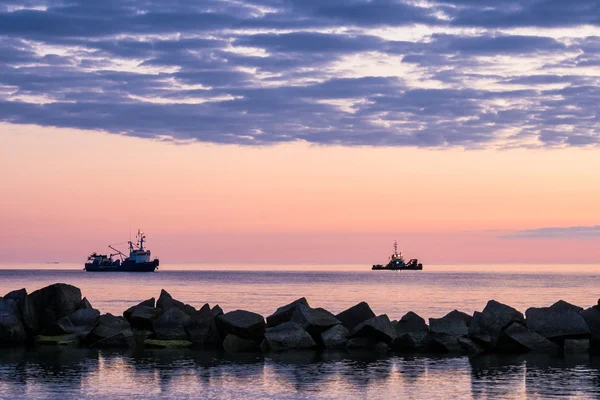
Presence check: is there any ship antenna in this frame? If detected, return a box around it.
[394,240,398,254]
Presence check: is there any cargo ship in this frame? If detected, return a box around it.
[372,241,422,271]
[85,230,159,272]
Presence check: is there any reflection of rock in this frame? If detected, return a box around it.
[264,322,316,351]
[222,334,261,353]
[321,324,349,348]
[497,322,559,353]
[526,301,590,342]
[266,298,309,327]
[0,297,27,345]
[469,300,524,348]
[217,310,266,341]
[564,339,589,354]
[336,302,376,331]
[85,314,135,348]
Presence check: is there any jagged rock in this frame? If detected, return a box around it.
[291,304,340,337]
[468,300,524,348]
[51,308,100,336]
[125,306,162,331]
[393,312,430,352]
[77,297,94,310]
[458,337,485,355]
[152,308,192,340]
[580,306,600,346]
[266,298,309,327]
[429,333,462,353]
[85,314,134,347]
[446,310,473,327]
[34,334,78,346]
[497,322,559,353]
[335,302,376,330]
[350,314,397,343]
[23,283,82,335]
[4,289,27,316]
[550,300,582,313]
[321,324,349,348]
[156,290,196,315]
[133,329,153,343]
[185,305,221,347]
[526,303,590,341]
[564,339,590,354]
[222,334,260,353]
[211,305,223,318]
[429,312,468,336]
[347,337,383,349]
[0,297,27,345]
[144,339,193,349]
[217,310,266,341]
[264,322,316,351]
[123,298,156,320]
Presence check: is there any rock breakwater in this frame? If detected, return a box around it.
[2,283,600,356]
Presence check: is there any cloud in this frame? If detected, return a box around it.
[502,225,600,239]
[0,0,599,147]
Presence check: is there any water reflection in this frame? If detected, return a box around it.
[2,349,600,399]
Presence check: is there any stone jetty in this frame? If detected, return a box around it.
[1,283,600,356]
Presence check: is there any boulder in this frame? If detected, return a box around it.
[264,322,316,351]
[123,298,156,321]
[335,302,376,330]
[185,306,221,347]
[85,314,134,347]
[321,324,349,349]
[393,312,430,352]
[266,298,309,327]
[23,283,82,335]
[526,303,590,341]
[580,306,600,347]
[217,310,266,341]
[550,300,582,313]
[222,334,261,353]
[350,314,397,343]
[458,337,485,355]
[152,308,192,340]
[564,339,590,354]
[156,290,195,315]
[4,289,27,315]
[291,304,340,337]
[347,337,385,349]
[497,322,559,353]
[429,313,468,336]
[446,310,473,327]
[77,297,94,310]
[51,308,100,336]
[125,306,162,331]
[468,300,524,348]
[395,312,429,335]
[429,333,462,353]
[211,305,223,318]
[0,297,27,345]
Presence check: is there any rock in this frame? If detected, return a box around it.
[526,304,590,341]
[497,322,559,353]
[468,300,524,348]
[458,337,485,355]
[321,324,349,348]
[550,300,582,313]
[211,305,223,318]
[395,312,429,335]
[393,332,431,352]
[291,304,340,337]
[123,298,156,320]
[125,306,162,331]
[152,308,192,340]
[446,310,473,327]
[34,334,78,346]
[85,314,134,348]
[264,322,316,351]
[564,339,590,354]
[185,306,221,347]
[335,302,376,331]
[23,283,82,335]
[156,290,195,315]
[77,297,94,310]
[429,313,468,336]
[347,337,383,349]
[0,297,27,345]
[217,310,266,341]
[429,333,463,353]
[4,289,27,316]
[222,334,260,353]
[350,314,397,343]
[144,339,193,349]
[393,312,430,352]
[266,298,309,327]
[580,306,600,347]
[51,308,100,336]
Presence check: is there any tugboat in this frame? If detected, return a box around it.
[372,241,422,271]
[85,230,160,272]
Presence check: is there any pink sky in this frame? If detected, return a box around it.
[1,123,599,264]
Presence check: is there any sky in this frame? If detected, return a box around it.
[1,0,600,264]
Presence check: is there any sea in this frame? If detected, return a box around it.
[1,263,600,399]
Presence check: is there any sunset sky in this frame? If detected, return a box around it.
[1,1,600,264]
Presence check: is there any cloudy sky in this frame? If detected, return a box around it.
[1,0,600,264]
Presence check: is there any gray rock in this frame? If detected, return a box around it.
[291,304,340,337]
[126,305,162,331]
[350,314,397,343]
[526,304,590,341]
[23,283,82,335]
[550,300,582,313]
[156,290,196,315]
[4,289,27,316]
[347,337,384,349]
[395,312,428,336]
[264,322,316,351]
[446,310,473,327]
[580,306,600,346]
[51,308,101,336]
[429,333,463,353]
[458,337,485,355]
[468,300,524,348]
[564,339,590,354]
[335,302,376,331]
[321,324,349,348]
[222,334,260,353]
[266,298,309,327]
[77,297,94,310]
[152,308,192,340]
[85,314,134,347]
[185,305,221,347]
[211,305,224,318]
[217,310,266,341]
[393,332,431,352]
[0,297,27,345]
[429,313,468,337]
[497,322,559,353]
[123,298,156,320]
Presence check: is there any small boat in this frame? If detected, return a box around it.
[372,241,422,271]
[85,230,159,272]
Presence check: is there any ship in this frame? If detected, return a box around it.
[85,230,159,272]
[372,241,422,271]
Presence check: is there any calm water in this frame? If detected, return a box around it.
[1,263,600,399]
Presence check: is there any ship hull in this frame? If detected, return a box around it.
[85,259,159,272]
[372,263,423,271]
